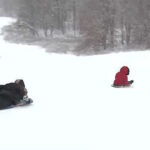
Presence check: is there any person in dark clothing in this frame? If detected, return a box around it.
[113,66,134,87]
[0,79,33,110]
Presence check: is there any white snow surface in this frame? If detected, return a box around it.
[0,17,150,150]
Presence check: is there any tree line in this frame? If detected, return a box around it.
[0,0,150,51]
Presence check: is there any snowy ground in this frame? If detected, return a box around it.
[0,17,150,150]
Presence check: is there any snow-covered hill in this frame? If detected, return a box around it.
[0,17,150,150]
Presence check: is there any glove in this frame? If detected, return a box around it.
[129,80,134,84]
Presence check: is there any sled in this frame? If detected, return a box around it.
[111,84,131,88]
[16,98,33,106]
[2,98,33,110]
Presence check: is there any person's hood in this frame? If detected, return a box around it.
[120,66,129,75]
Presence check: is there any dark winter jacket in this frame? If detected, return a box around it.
[0,80,27,109]
[113,66,130,86]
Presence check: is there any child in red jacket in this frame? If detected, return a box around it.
[113,66,134,87]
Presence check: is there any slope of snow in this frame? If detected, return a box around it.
[0,17,150,150]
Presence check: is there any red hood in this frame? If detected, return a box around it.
[120,66,129,75]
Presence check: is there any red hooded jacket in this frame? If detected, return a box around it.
[113,66,130,86]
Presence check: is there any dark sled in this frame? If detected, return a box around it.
[111,84,131,88]
[1,98,33,110]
